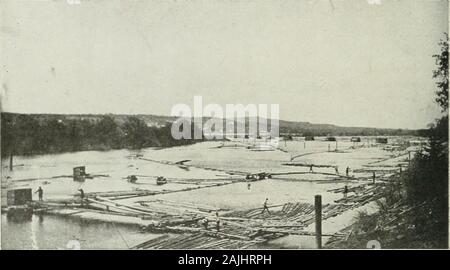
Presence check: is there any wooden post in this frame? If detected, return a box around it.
[408,151,411,165]
[335,141,338,151]
[315,195,322,249]
[9,151,13,171]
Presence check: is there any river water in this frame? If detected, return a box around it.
[1,213,160,250]
[1,137,414,249]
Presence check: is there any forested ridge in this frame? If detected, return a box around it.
[1,113,196,157]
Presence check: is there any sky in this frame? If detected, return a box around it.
[1,0,448,129]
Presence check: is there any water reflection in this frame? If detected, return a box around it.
[6,209,33,222]
[1,214,156,250]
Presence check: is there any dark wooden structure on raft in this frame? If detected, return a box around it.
[376,137,388,144]
[73,166,86,182]
[156,176,167,185]
[7,188,32,206]
[127,175,138,183]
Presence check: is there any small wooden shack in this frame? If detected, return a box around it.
[73,166,86,182]
[325,136,336,141]
[7,188,32,206]
[305,136,315,141]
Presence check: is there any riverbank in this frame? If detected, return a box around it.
[325,164,448,249]
[325,200,447,249]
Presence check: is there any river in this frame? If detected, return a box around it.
[1,137,416,249]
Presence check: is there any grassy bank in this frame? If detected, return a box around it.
[326,195,448,249]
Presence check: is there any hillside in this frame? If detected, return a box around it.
[2,112,420,136]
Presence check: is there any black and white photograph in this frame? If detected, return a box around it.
[0,0,448,251]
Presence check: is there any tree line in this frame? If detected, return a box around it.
[400,33,449,247]
[363,33,449,248]
[1,114,197,157]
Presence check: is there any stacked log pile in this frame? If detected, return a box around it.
[134,180,386,248]
[133,233,261,249]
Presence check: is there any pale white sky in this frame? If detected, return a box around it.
[1,0,448,129]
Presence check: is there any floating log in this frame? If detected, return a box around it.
[282,163,338,168]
